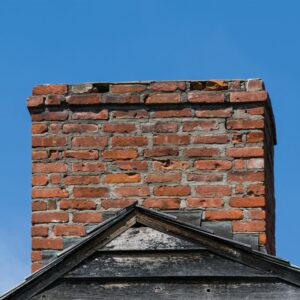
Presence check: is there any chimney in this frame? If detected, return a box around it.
[28,79,276,272]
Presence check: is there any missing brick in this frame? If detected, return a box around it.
[92,83,110,93]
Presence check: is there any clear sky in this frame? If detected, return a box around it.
[1,0,300,294]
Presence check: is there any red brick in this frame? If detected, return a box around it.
[193,135,229,144]
[195,186,231,197]
[141,122,178,133]
[227,119,264,129]
[47,201,56,209]
[205,210,243,220]
[32,124,48,134]
[114,187,150,197]
[31,111,68,121]
[153,135,189,145]
[247,184,265,195]
[153,160,189,170]
[153,186,190,196]
[49,124,61,133]
[60,199,96,210]
[114,161,148,170]
[144,147,179,157]
[247,158,264,169]
[145,93,180,104]
[234,185,244,194]
[53,225,86,236]
[32,201,47,211]
[32,237,64,250]
[111,84,146,93]
[154,108,192,118]
[145,173,180,183]
[32,226,48,238]
[113,110,149,119]
[195,108,232,118]
[49,150,60,160]
[32,188,69,198]
[47,200,57,210]
[103,123,136,133]
[111,136,147,146]
[33,84,67,95]
[45,94,63,105]
[27,96,44,107]
[32,226,49,237]
[229,196,265,207]
[67,94,101,105]
[64,175,100,185]
[186,198,224,208]
[183,121,218,131]
[226,147,264,157]
[73,187,109,198]
[102,149,138,159]
[150,81,186,91]
[32,212,69,224]
[249,209,266,220]
[185,148,219,157]
[188,92,224,103]
[32,151,48,160]
[247,131,264,143]
[187,173,223,182]
[104,173,141,183]
[228,171,264,182]
[72,110,108,120]
[194,160,232,170]
[230,91,268,102]
[31,250,42,261]
[232,220,266,232]
[101,199,136,209]
[72,162,106,172]
[65,150,99,160]
[246,79,263,92]
[246,107,264,115]
[72,136,108,147]
[42,199,55,211]
[237,107,265,116]
[32,262,42,273]
[32,175,49,186]
[144,198,180,209]
[73,212,102,223]
[63,124,98,133]
[234,159,245,170]
[32,136,66,147]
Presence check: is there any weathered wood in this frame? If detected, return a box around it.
[2,205,300,300]
[136,210,300,286]
[32,279,300,300]
[2,208,137,300]
[102,227,198,250]
[65,250,268,278]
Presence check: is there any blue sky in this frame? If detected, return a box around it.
[1,0,300,293]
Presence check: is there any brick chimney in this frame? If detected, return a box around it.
[28,79,276,272]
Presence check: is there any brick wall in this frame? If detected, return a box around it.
[28,79,276,272]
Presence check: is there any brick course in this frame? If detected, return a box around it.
[28,78,276,270]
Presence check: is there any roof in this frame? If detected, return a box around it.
[1,204,299,299]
